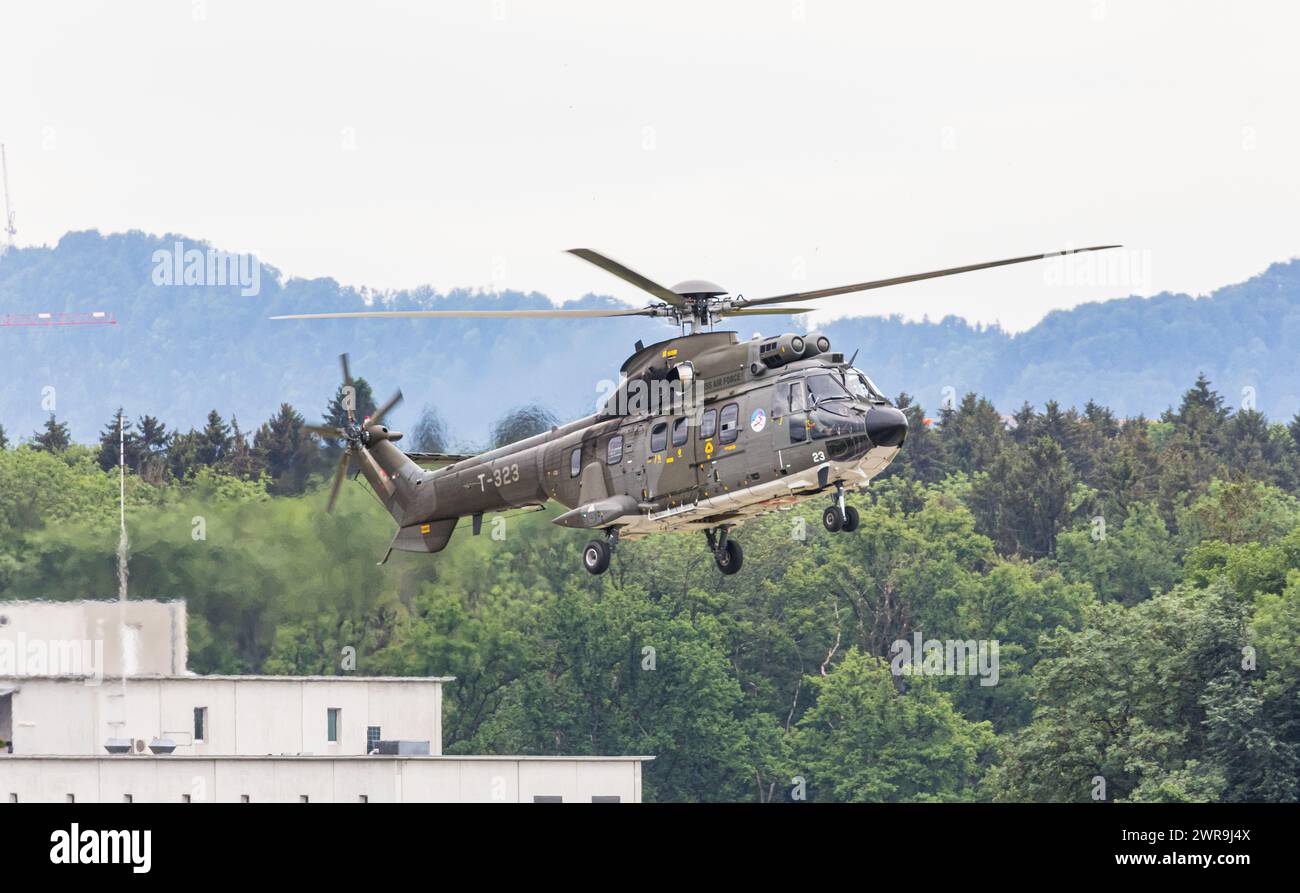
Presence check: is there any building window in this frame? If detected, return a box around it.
[240,794,250,803]
[181,794,191,803]
[300,794,309,803]
[592,795,621,803]
[719,403,740,444]
[570,447,582,478]
[606,435,623,465]
[194,706,207,743]
[671,417,688,448]
[123,794,133,803]
[699,409,717,439]
[650,422,668,452]
[533,795,562,803]
[327,708,341,744]
[367,726,381,753]
[8,794,16,803]
[66,794,75,803]
[359,794,369,803]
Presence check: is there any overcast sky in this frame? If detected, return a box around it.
[3,0,1297,330]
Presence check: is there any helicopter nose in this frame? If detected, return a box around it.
[865,405,908,447]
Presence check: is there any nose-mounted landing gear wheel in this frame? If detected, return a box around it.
[822,482,860,533]
[705,525,744,575]
[583,528,619,575]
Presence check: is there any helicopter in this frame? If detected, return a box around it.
[274,244,1118,574]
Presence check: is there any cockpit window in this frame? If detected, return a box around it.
[844,368,889,404]
[806,374,852,405]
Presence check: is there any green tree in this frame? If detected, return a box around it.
[194,410,233,467]
[32,414,73,453]
[253,403,315,495]
[325,377,376,429]
[96,408,141,472]
[1056,501,1179,604]
[490,404,558,449]
[793,649,994,802]
[410,405,450,453]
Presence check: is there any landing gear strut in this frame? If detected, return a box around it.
[583,528,619,575]
[822,482,860,533]
[705,525,743,575]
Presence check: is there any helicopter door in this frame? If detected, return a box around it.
[772,378,808,469]
[643,415,693,504]
[609,420,645,501]
[693,405,719,496]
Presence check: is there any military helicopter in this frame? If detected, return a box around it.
[275,244,1117,574]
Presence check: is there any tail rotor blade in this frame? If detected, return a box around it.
[339,353,357,425]
[370,390,403,426]
[325,452,349,514]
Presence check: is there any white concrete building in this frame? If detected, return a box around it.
[0,599,186,678]
[2,675,448,757]
[0,755,646,803]
[0,600,653,802]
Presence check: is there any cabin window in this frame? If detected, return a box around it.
[650,422,668,452]
[570,447,582,478]
[606,435,624,465]
[671,417,688,448]
[699,409,717,439]
[789,382,807,413]
[719,403,740,445]
[773,386,788,419]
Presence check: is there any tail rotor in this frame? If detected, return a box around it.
[303,353,404,513]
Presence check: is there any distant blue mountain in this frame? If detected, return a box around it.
[2,230,1298,447]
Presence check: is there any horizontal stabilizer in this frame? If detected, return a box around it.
[389,518,458,554]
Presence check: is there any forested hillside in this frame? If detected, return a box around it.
[2,376,1297,802]
[3,230,1300,448]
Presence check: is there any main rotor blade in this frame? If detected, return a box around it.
[369,390,403,426]
[741,245,1122,308]
[719,306,814,317]
[273,307,657,320]
[325,452,349,514]
[566,249,687,308]
[339,353,353,387]
[302,424,344,438]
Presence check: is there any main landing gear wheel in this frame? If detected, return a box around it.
[705,526,743,575]
[840,505,860,533]
[822,505,844,532]
[583,539,611,575]
[715,539,744,575]
[824,481,858,533]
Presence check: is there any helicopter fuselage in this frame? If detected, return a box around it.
[285,244,1121,572]
[365,329,907,567]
